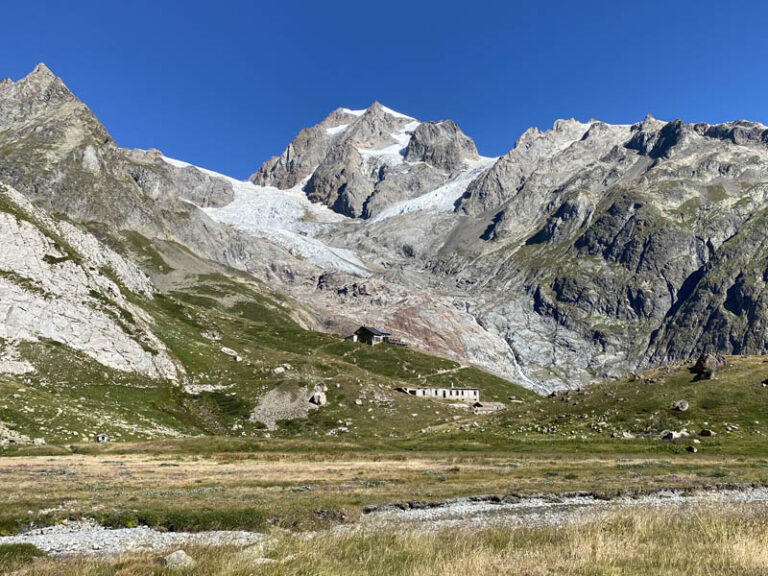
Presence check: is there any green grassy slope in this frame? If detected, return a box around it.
[406,355,768,455]
[0,233,536,447]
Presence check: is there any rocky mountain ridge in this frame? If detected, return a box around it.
[252,101,483,219]
[4,63,768,393]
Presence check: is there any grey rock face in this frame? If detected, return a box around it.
[0,183,179,380]
[343,101,414,147]
[305,140,373,217]
[123,148,234,208]
[404,120,479,171]
[361,163,446,219]
[0,64,311,288]
[0,63,76,128]
[299,103,424,217]
[456,118,596,218]
[250,107,361,188]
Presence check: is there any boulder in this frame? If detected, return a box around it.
[686,445,698,453]
[672,400,689,412]
[693,353,726,379]
[699,428,716,437]
[160,550,196,570]
[309,383,328,406]
[309,391,327,406]
[660,429,689,441]
[220,347,242,362]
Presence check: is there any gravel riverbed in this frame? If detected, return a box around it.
[355,486,768,531]
[0,519,264,557]
[3,487,768,557]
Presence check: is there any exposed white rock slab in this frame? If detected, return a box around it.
[0,183,178,380]
[0,342,35,374]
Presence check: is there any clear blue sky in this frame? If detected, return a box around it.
[2,1,768,178]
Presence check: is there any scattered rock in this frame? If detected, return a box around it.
[309,383,328,406]
[0,421,32,448]
[660,429,689,441]
[0,344,35,375]
[700,428,716,437]
[686,445,698,453]
[250,383,313,430]
[159,550,196,570]
[672,400,689,412]
[220,347,242,362]
[693,353,726,380]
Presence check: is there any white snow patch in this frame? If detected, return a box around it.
[161,156,371,276]
[395,121,420,146]
[160,156,192,169]
[340,105,413,120]
[380,105,415,120]
[326,123,349,136]
[372,157,498,222]
[358,144,407,167]
[356,120,420,167]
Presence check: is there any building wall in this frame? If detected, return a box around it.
[407,388,479,402]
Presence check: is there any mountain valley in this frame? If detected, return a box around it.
[3,63,768,444]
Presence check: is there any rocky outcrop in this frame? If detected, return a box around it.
[0,183,178,379]
[305,140,374,217]
[124,148,234,208]
[0,63,271,279]
[0,420,33,448]
[404,120,479,171]
[691,353,726,380]
[250,107,361,188]
[0,63,76,128]
[249,382,328,430]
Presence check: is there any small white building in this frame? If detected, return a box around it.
[397,386,480,403]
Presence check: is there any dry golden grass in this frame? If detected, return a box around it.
[1,450,766,534]
[7,504,768,575]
